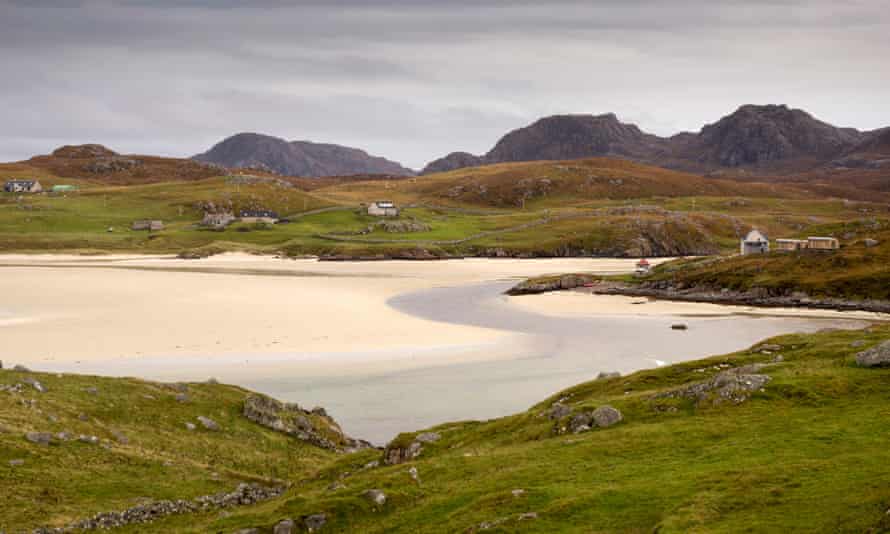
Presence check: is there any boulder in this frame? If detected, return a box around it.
[671,324,688,330]
[864,238,879,247]
[592,405,623,427]
[197,416,220,431]
[416,432,441,443]
[547,402,571,420]
[304,514,327,532]
[9,459,25,467]
[363,489,387,506]
[25,432,53,445]
[185,422,196,431]
[273,519,296,534]
[408,466,420,483]
[518,512,539,521]
[383,440,423,465]
[855,340,890,368]
[596,371,621,380]
[12,364,30,372]
[175,393,190,403]
[23,377,46,393]
[84,386,99,395]
[78,434,99,445]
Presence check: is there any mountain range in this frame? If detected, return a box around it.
[192,133,414,177]
[421,104,889,175]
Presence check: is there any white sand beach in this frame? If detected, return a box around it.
[0,254,642,367]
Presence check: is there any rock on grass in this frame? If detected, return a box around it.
[855,340,890,367]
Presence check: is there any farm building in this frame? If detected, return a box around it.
[367,200,399,217]
[202,211,236,229]
[775,239,808,251]
[635,258,651,276]
[808,236,840,250]
[740,230,769,255]
[131,220,164,231]
[51,185,78,193]
[239,209,279,224]
[4,180,43,193]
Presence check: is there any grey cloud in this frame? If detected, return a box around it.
[0,0,888,168]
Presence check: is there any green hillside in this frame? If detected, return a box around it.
[2,157,886,258]
[3,326,890,532]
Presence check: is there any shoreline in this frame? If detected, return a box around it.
[507,275,890,317]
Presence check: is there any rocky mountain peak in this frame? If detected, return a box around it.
[193,133,414,177]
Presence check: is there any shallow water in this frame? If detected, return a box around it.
[27,275,868,445]
[240,281,865,444]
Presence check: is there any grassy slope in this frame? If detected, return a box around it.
[642,222,890,300]
[1,157,887,257]
[3,326,890,532]
[0,373,335,530]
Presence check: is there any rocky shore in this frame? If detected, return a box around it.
[508,276,890,314]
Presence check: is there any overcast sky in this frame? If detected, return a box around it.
[1,0,888,169]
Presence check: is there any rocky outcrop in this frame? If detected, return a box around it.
[193,132,414,177]
[565,405,624,433]
[511,277,890,314]
[383,439,423,465]
[242,394,371,452]
[855,340,890,367]
[507,274,596,295]
[33,484,283,533]
[651,366,772,406]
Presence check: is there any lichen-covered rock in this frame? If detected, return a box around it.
[652,368,772,406]
[363,489,387,506]
[25,432,53,445]
[304,513,327,532]
[416,432,440,443]
[197,416,220,431]
[855,340,890,368]
[592,405,623,427]
[273,519,296,534]
[547,402,571,420]
[383,440,423,465]
[243,394,371,453]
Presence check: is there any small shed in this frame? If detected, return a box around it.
[132,220,164,231]
[807,236,839,250]
[4,180,43,193]
[239,209,279,224]
[368,200,399,217]
[775,238,808,251]
[740,230,769,255]
[635,258,651,276]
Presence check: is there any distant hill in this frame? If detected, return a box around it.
[350,157,808,209]
[422,105,880,175]
[193,133,414,177]
[21,144,222,185]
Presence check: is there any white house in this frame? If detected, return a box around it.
[740,230,769,255]
[4,180,42,193]
[367,201,399,217]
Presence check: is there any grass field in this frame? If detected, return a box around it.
[3,325,889,532]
